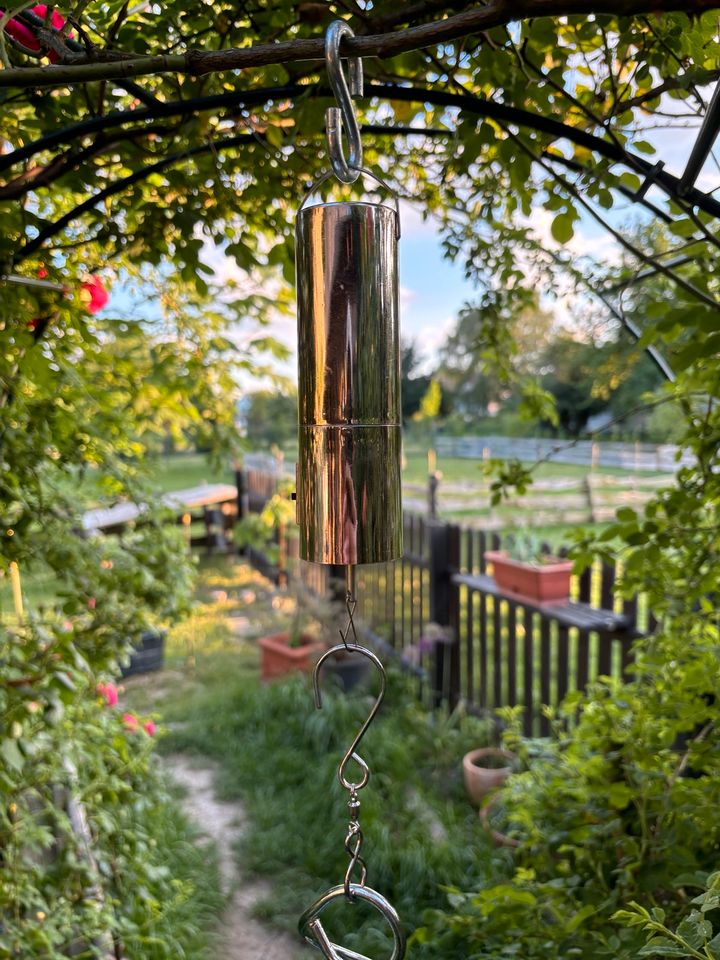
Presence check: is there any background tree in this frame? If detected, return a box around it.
[243,390,298,449]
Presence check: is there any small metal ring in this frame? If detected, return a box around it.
[299,883,406,960]
[325,20,364,184]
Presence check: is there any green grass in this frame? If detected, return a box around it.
[149,452,234,493]
[400,450,664,485]
[126,560,498,957]
[134,788,225,960]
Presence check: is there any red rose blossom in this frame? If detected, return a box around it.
[3,5,73,63]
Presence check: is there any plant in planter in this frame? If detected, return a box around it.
[258,603,324,682]
[485,530,573,604]
[295,583,373,693]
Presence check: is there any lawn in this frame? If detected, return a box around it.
[149,452,234,493]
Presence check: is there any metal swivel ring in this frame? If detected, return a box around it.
[299,883,406,960]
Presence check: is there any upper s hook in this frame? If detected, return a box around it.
[313,641,386,792]
[325,20,364,184]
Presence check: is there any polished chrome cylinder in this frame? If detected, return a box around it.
[296,199,402,564]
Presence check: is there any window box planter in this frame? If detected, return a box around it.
[258,632,324,682]
[484,550,573,605]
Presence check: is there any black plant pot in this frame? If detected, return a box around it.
[322,652,371,693]
[121,629,166,678]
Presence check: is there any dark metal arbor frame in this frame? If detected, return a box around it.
[5,81,720,267]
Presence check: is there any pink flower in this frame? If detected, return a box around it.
[96,682,118,707]
[143,720,157,736]
[122,712,138,733]
[80,276,109,314]
[87,597,96,610]
[3,5,72,63]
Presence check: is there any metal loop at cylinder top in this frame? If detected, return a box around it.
[325,19,364,184]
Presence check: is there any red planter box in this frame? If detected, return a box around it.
[484,550,573,605]
[258,632,324,681]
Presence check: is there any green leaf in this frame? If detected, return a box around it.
[638,938,691,956]
[1,737,24,772]
[551,212,575,243]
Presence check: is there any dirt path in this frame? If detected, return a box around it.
[167,754,304,960]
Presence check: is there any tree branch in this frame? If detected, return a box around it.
[9,124,445,260]
[13,133,256,264]
[4,82,720,220]
[0,0,718,90]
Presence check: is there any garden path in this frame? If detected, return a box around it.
[168,753,305,960]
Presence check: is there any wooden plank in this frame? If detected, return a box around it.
[621,636,634,676]
[598,635,613,676]
[479,592,488,709]
[493,595,502,710]
[452,573,631,633]
[576,630,590,691]
[523,609,534,737]
[466,532,474,702]
[82,482,238,533]
[557,624,569,703]
[448,525,462,710]
[507,603,517,707]
[540,618,551,736]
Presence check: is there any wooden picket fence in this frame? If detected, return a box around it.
[239,469,649,736]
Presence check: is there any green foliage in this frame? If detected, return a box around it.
[0,264,258,956]
[235,485,295,562]
[614,873,720,959]
[0,619,223,958]
[415,380,443,422]
[243,391,298,450]
[163,668,495,954]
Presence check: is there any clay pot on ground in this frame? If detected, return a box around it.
[462,747,516,806]
[479,791,522,849]
[484,550,573,605]
[258,632,324,682]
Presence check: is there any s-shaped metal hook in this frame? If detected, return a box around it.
[325,19,364,184]
[313,638,386,792]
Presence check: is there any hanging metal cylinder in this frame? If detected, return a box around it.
[295,188,402,565]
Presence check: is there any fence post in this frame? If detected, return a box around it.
[428,521,460,708]
[427,471,440,518]
[235,465,248,556]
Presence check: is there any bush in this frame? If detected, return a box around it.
[0,616,223,958]
[411,621,720,958]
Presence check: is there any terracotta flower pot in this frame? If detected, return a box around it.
[462,747,515,806]
[258,632,324,682]
[485,550,573,605]
[479,792,522,849]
